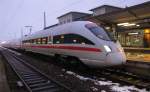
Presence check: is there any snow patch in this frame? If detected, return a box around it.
[95,80,148,92]
[66,71,149,92]
[66,71,90,81]
[61,69,66,72]
[58,74,64,77]
[111,85,148,92]
[101,90,106,92]
[91,86,98,92]
[95,80,119,86]
[66,71,74,75]
[99,78,106,81]
[76,74,90,81]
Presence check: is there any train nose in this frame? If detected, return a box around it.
[106,52,126,66]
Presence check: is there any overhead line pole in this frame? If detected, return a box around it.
[21,28,23,48]
[44,12,46,29]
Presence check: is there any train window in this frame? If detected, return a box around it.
[53,35,59,44]
[53,34,94,45]
[22,41,25,44]
[53,35,64,44]
[31,39,34,43]
[64,34,94,45]
[85,23,113,41]
[41,37,48,44]
[33,39,36,44]
[22,40,25,44]
[36,38,41,44]
[56,41,60,44]
[48,36,52,44]
[29,40,31,43]
[27,40,29,44]
[23,40,30,45]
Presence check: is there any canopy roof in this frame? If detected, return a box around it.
[87,1,150,28]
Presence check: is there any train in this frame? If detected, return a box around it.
[2,21,126,67]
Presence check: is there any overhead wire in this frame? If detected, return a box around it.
[2,0,25,39]
[32,0,86,29]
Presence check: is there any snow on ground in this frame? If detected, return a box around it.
[66,71,149,92]
[61,68,66,72]
[90,86,99,92]
[66,71,90,81]
[95,80,148,92]
[101,90,107,92]
[66,71,74,75]
[111,85,148,92]
[95,80,119,86]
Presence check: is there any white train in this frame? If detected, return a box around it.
[3,21,126,67]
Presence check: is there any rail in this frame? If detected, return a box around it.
[0,48,73,92]
[96,68,150,89]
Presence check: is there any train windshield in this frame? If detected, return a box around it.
[85,23,114,41]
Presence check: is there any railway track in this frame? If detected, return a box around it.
[28,52,150,90]
[2,48,150,91]
[1,48,73,92]
[95,68,150,90]
[18,49,150,90]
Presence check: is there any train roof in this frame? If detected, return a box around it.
[22,21,92,41]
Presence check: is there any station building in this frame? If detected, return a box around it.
[86,2,150,48]
[57,12,91,25]
[55,1,150,48]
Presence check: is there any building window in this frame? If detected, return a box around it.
[118,30,144,47]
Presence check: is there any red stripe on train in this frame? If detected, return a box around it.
[24,45,101,52]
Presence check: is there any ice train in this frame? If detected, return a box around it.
[3,21,126,67]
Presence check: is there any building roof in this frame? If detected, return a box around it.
[86,1,150,30]
[87,1,150,24]
[57,11,91,19]
[90,5,123,11]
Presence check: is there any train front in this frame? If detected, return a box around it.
[103,41,126,66]
[85,23,126,67]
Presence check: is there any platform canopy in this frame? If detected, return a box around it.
[86,1,150,29]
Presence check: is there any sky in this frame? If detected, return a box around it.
[0,0,149,42]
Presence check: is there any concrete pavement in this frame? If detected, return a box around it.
[0,55,10,92]
[126,52,150,62]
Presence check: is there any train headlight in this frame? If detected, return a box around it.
[104,45,111,52]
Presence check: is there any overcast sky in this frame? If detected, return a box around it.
[0,0,149,42]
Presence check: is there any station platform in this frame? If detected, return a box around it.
[123,47,150,62]
[0,55,10,92]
